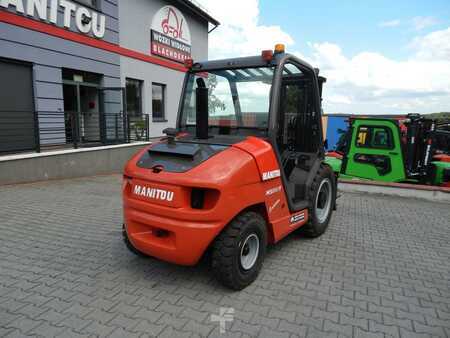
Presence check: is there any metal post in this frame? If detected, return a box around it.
[33,110,41,153]
[115,114,119,142]
[146,114,150,141]
[73,112,79,149]
[122,112,127,143]
[126,115,131,143]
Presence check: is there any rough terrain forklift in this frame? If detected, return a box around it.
[122,44,337,290]
[326,114,450,186]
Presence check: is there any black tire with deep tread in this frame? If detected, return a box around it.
[301,163,336,238]
[122,224,147,257]
[211,211,267,290]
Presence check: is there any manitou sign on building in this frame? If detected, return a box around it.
[0,0,218,154]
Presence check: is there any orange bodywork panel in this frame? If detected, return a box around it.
[123,137,308,266]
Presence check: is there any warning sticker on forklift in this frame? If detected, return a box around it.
[265,186,282,196]
[262,170,281,181]
[290,212,305,224]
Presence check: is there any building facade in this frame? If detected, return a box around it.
[0,0,217,154]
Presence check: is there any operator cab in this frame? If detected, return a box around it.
[176,45,327,212]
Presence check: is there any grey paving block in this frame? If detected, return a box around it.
[156,313,188,330]
[268,307,296,322]
[1,175,449,338]
[250,313,279,330]
[5,316,43,334]
[35,309,69,326]
[13,303,48,319]
[277,319,307,336]
[413,320,447,337]
[107,313,141,329]
[83,309,117,324]
[29,322,66,337]
[354,327,384,338]
[306,327,339,338]
[183,319,214,336]
[3,329,33,338]
[229,319,260,336]
[132,319,165,336]
[0,310,20,327]
[107,327,142,338]
[63,303,95,318]
[131,306,164,322]
[399,327,432,338]
[180,307,209,322]
[369,320,400,338]
[80,321,116,337]
[57,315,92,332]
[259,326,291,338]
[158,326,192,338]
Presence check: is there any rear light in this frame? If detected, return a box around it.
[191,189,205,209]
[190,188,220,210]
[261,50,273,62]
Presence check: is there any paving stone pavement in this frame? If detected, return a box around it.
[0,174,449,338]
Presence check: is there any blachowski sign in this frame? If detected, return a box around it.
[0,0,106,38]
[151,5,191,63]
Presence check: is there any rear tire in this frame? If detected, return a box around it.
[122,224,147,257]
[211,212,267,290]
[301,164,336,238]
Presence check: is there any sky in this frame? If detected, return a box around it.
[196,0,450,115]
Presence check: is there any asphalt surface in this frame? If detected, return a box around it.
[0,174,449,338]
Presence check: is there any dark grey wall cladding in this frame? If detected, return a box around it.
[0,23,119,66]
[0,0,121,146]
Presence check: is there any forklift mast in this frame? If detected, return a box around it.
[403,114,450,180]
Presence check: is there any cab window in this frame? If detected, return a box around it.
[356,126,393,149]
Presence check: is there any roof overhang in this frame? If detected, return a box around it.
[172,0,220,28]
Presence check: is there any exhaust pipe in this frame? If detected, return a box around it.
[196,78,209,139]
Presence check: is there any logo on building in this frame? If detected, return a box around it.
[0,0,106,38]
[150,5,191,63]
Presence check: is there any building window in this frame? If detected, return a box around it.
[126,78,143,117]
[152,83,166,121]
[74,0,97,9]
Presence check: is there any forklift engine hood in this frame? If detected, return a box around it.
[136,142,229,173]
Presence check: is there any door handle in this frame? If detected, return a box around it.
[389,152,398,155]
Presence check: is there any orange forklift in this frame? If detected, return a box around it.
[123,45,337,290]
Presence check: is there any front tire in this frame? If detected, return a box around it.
[301,164,336,238]
[211,212,267,290]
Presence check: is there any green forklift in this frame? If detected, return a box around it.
[326,114,450,187]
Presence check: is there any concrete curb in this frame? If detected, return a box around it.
[338,181,450,203]
[0,143,151,185]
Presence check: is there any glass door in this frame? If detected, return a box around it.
[79,85,100,143]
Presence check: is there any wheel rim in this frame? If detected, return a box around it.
[240,233,259,270]
[315,178,332,223]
